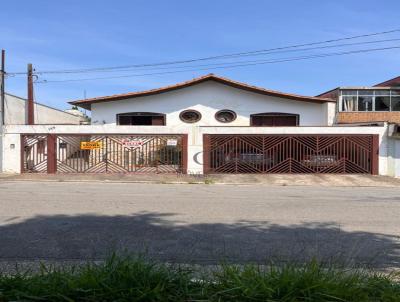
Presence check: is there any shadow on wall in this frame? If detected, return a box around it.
[0,212,399,269]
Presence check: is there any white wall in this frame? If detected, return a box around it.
[2,124,390,176]
[324,102,337,126]
[396,140,400,178]
[387,137,400,177]
[91,81,334,126]
[2,133,20,173]
[2,94,85,125]
[0,132,3,172]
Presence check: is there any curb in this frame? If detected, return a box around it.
[0,178,398,187]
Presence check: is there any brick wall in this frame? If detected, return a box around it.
[337,112,400,124]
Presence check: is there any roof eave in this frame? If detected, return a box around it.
[69,74,335,110]
[70,102,92,110]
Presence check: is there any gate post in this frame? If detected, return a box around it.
[371,134,379,175]
[181,134,188,174]
[47,134,57,174]
[203,134,210,174]
[20,135,25,173]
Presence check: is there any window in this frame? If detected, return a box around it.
[340,89,400,112]
[392,97,400,111]
[358,95,373,111]
[179,110,201,123]
[391,90,400,111]
[117,112,165,125]
[215,109,237,123]
[342,96,358,111]
[250,113,299,126]
[375,96,390,111]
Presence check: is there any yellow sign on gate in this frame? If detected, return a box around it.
[80,141,102,150]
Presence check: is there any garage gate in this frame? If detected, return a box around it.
[21,134,187,174]
[203,134,379,174]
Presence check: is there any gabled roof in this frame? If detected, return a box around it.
[374,75,400,87]
[315,87,339,99]
[69,74,335,110]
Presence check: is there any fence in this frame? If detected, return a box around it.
[21,134,187,174]
[203,134,379,174]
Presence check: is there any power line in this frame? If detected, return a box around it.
[9,28,400,75]
[35,45,400,84]
[10,38,400,77]
[39,42,400,80]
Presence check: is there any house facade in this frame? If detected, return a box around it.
[72,74,336,127]
[1,74,399,177]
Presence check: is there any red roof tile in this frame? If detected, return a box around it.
[374,75,400,87]
[69,74,335,110]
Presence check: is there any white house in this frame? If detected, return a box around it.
[1,74,398,177]
[71,74,336,127]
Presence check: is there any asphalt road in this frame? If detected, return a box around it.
[0,181,399,268]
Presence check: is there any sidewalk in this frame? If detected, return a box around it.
[0,173,399,187]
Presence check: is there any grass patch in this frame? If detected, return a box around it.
[204,177,215,184]
[0,255,399,301]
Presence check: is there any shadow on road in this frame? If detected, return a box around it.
[0,212,399,269]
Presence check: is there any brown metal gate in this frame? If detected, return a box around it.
[22,134,187,174]
[203,134,379,174]
[21,135,48,173]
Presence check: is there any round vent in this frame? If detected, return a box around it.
[215,109,237,123]
[179,110,202,123]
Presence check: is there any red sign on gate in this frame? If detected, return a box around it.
[121,138,144,147]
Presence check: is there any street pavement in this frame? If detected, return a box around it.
[0,181,399,269]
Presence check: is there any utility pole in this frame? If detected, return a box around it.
[0,50,4,173]
[27,63,34,125]
[1,50,5,126]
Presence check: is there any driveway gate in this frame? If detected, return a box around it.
[203,134,379,174]
[22,134,187,174]
[21,135,48,173]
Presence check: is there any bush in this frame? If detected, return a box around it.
[0,255,399,301]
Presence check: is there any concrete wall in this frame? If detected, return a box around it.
[396,140,400,178]
[325,102,337,125]
[387,137,400,177]
[91,81,334,126]
[2,94,85,125]
[0,132,3,172]
[2,124,392,176]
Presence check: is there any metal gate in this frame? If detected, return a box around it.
[21,135,48,173]
[203,134,379,174]
[22,134,187,173]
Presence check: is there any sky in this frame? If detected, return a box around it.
[1,0,400,110]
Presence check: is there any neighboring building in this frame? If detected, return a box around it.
[317,76,400,178]
[2,93,87,125]
[0,93,88,172]
[318,76,400,124]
